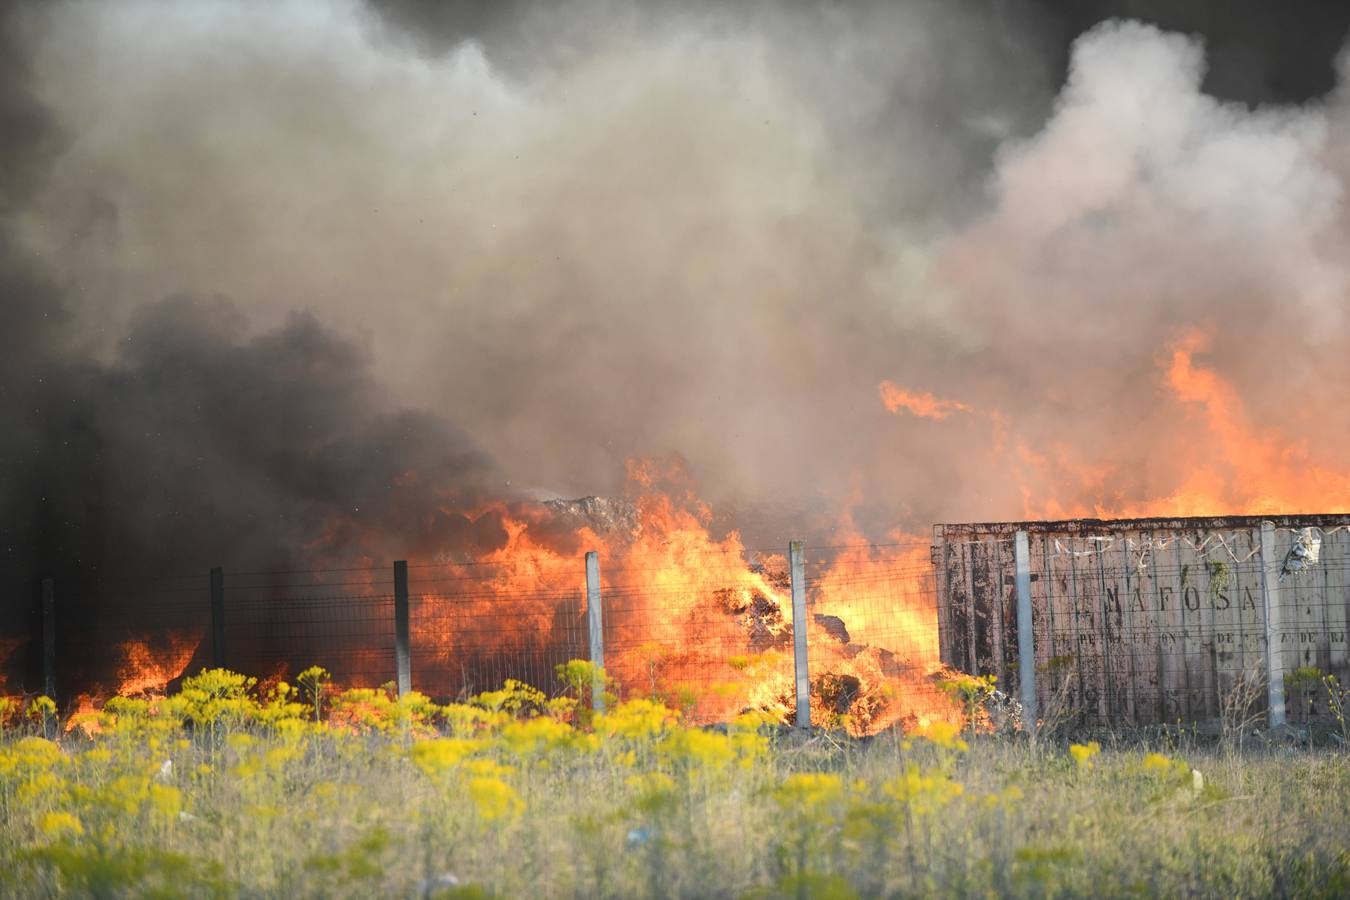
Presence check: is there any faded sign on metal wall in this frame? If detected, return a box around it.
[934,515,1350,727]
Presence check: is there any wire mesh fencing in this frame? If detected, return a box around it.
[52,572,212,703]
[407,560,587,701]
[5,539,974,736]
[803,541,950,733]
[224,567,395,690]
[935,520,1350,730]
[32,523,1342,734]
[599,547,797,722]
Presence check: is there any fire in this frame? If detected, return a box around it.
[115,633,202,696]
[878,381,973,420]
[0,636,20,686]
[51,320,1341,737]
[26,452,959,737]
[881,328,1350,520]
[393,458,956,734]
[1152,331,1350,515]
[63,633,202,736]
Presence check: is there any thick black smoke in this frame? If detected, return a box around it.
[0,6,71,688]
[14,296,505,574]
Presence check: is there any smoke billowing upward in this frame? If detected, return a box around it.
[3,0,1350,608]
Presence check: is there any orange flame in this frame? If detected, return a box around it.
[64,633,203,736]
[393,460,957,733]
[1151,330,1350,515]
[879,381,974,420]
[28,453,959,737]
[880,329,1350,520]
[115,633,202,696]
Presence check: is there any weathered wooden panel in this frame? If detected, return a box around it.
[1328,529,1349,681]
[1110,538,1143,725]
[1028,532,1059,715]
[1233,531,1266,693]
[1207,531,1255,713]
[1104,543,1130,720]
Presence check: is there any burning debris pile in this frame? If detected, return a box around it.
[536,483,957,734]
[542,496,642,539]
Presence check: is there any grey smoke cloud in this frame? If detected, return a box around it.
[5,0,1057,553]
[3,0,1350,611]
[921,19,1350,515]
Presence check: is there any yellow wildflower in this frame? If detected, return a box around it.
[409,738,479,778]
[38,812,84,838]
[1142,752,1176,774]
[1069,742,1101,770]
[658,727,738,771]
[468,776,524,822]
[502,716,589,756]
[913,720,969,752]
[774,772,845,813]
[148,783,183,821]
[595,699,677,741]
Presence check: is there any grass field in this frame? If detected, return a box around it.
[1,666,1347,899]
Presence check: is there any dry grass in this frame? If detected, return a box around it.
[0,667,1347,898]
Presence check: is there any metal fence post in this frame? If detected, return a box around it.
[789,541,811,729]
[585,551,605,713]
[210,567,225,669]
[41,578,55,700]
[1013,531,1037,731]
[1258,522,1287,728]
[394,560,411,697]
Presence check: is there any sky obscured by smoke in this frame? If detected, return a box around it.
[3,0,1350,594]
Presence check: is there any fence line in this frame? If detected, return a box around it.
[6,542,956,735]
[23,519,1345,732]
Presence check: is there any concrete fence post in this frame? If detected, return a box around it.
[41,577,55,700]
[209,567,225,670]
[789,541,811,730]
[1258,522,1287,728]
[1013,531,1037,731]
[394,561,411,697]
[585,551,605,713]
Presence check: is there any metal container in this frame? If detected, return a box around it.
[934,515,1350,727]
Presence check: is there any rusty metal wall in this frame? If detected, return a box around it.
[934,515,1350,727]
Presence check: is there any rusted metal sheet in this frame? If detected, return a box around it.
[934,515,1350,727]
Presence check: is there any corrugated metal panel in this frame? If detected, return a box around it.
[934,514,1350,727]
